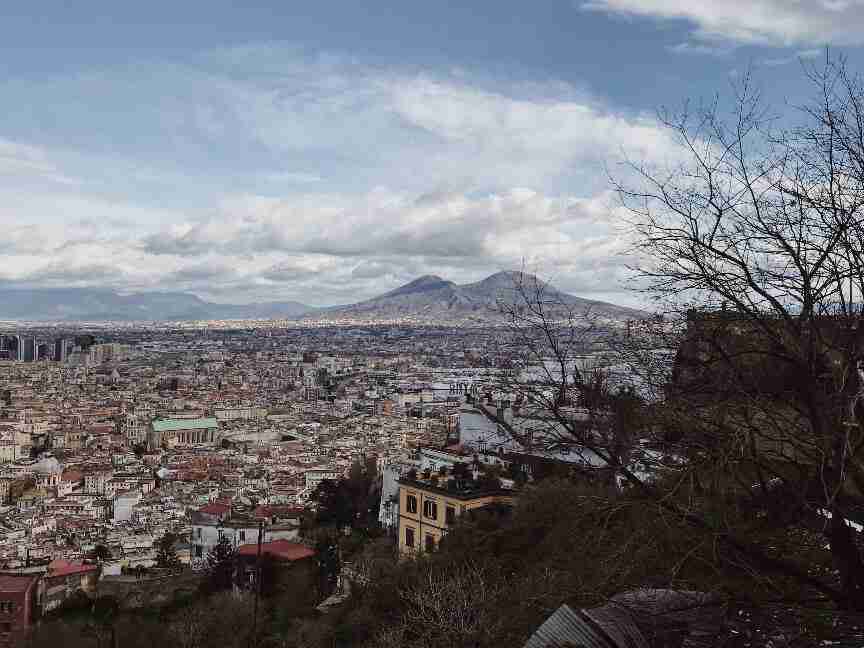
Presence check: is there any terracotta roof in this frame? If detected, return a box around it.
[47,559,98,577]
[253,506,272,519]
[237,540,315,562]
[199,502,231,515]
[0,574,38,593]
[253,505,304,519]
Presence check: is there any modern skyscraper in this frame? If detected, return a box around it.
[53,338,72,363]
[0,336,17,361]
[21,337,36,363]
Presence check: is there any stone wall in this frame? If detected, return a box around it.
[97,571,204,610]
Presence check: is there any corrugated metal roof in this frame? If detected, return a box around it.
[523,604,648,648]
[609,589,724,648]
[524,590,725,648]
[152,417,218,432]
[584,606,649,648]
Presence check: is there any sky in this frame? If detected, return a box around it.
[3,0,864,308]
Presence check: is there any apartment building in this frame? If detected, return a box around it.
[397,475,515,557]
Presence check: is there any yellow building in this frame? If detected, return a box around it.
[397,477,515,557]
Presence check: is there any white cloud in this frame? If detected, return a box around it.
[264,171,323,184]
[759,49,824,67]
[132,186,635,301]
[386,78,683,186]
[0,183,634,304]
[144,187,621,260]
[582,0,864,47]
[0,46,677,305]
[167,49,685,193]
[0,138,80,186]
[668,42,734,57]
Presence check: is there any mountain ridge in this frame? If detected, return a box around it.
[0,272,643,323]
[300,270,645,323]
[0,287,312,322]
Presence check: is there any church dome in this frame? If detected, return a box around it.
[34,456,62,474]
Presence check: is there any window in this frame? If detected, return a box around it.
[423,500,438,520]
[425,534,435,552]
[196,528,202,539]
[0,602,12,613]
[406,494,417,514]
[405,527,415,548]
[445,505,456,525]
[239,530,246,542]
[195,546,203,558]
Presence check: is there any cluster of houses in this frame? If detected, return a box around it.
[0,326,578,642]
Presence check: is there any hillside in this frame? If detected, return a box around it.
[304,271,644,323]
[0,272,642,323]
[0,288,313,322]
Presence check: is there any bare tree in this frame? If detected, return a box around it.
[367,562,505,648]
[611,57,864,611]
[488,271,607,454]
[166,592,257,648]
[469,59,864,629]
[480,270,666,489]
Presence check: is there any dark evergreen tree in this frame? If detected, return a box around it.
[313,479,353,528]
[89,543,111,562]
[155,532,181,570]
[313,460,381,531]
[203,533,237,593]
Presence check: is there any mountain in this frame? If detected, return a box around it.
[0,288,314,322]
[303,271,645,323]
[379,275,456,299]
[0,272,643,323]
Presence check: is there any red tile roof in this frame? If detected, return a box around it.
[254,505,304,519]
[47,559,98,577]
[199,502,231,515]
[0,574,38,593]
[236,540,315,562]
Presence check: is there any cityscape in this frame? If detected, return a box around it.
[6,1,864,647]
[0,291,639,642]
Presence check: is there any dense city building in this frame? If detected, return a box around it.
[0,321,625,641]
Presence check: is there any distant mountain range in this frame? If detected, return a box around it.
[305,271,644,323]
[0,272,644,323]
[0,288,310,322]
